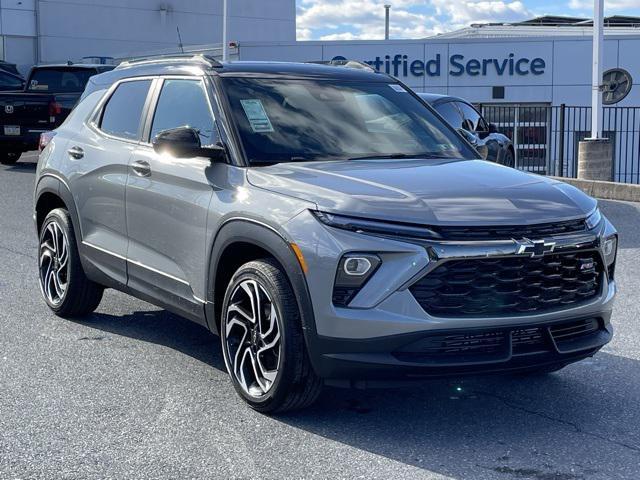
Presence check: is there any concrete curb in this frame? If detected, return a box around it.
[551,176,640,202]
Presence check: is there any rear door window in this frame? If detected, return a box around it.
[99,80,152,140]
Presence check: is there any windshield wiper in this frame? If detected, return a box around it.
[347,153,452,161]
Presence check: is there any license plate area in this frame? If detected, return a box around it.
[4,126,20,136]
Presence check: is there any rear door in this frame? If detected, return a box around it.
[67,78,154,285]
[125,77,218,320]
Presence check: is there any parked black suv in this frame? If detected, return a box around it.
[0,63,113,164]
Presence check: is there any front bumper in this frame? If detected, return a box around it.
[285,210,617,380]
[311,314,612,381]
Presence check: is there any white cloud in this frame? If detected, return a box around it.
[569,0,640,9]
[296,0,534,40]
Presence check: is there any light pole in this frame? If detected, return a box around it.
[384,5,391,40]
[577,0,612,181]
[590,0,604,139]
[222,0,228,62]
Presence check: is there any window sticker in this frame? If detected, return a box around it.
[30,80,48,90]
[240,99,274,133]
[389,84,407,93]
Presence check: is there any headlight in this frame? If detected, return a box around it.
[586,208,602,230]
[602,234,618,280]
[313,211,441,240]
[333,253,381,307]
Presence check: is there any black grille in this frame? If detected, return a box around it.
[332,286,358,306]
[410,251,602,317]
[435,218,586,241]
[550,317,599,344]
[392,317,604,364]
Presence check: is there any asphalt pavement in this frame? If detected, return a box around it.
[1,152,639,480]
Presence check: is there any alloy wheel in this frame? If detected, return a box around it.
[39,221,69,305]
[224,279,282,398]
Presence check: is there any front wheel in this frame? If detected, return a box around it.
[502,148,515,168]
[0,151,21,165]
[221,259,322,413]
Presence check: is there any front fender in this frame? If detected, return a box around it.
[205,218,319,346]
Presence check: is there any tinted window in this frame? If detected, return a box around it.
[0,72,24,90]
[434,102,463,129]
[150,79,216,144]
[456,102,488,132]
[27,68,96,93]
[223,78,476,164]
[100,80,151,140]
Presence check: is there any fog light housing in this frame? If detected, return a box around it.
[333,254,381,307]
[343,257,373,276]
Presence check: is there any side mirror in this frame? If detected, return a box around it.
[152,126,225,160]
[488,123,498,134]
[457,128,478,145]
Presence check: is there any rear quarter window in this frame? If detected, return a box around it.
[99,80,152,140]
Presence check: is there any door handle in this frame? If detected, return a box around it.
[67,146,84,159]
[132,159,151,177]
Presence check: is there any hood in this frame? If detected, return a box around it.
[247,159,596,226]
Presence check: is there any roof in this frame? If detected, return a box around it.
[35,63,113,69]
[418,93,466,104]
[216,61,390,81]
[433,15,640,39]
[91,56,392,88]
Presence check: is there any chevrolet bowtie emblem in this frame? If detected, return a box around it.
[515,238,556,257]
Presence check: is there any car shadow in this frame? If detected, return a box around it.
[74,307,640,479]
[275,350,640,478]
[73,309,226,371]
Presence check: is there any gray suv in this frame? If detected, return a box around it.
[34,56,618,412]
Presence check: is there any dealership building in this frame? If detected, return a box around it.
[0,1,638,180]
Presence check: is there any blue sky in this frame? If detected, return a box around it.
[296,0,640,40]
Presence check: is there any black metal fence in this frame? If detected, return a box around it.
[478,104,640,184]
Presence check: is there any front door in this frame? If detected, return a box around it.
[125,77,219,320]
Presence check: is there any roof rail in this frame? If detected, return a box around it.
[116,53,223,69]
[307,59,376,72]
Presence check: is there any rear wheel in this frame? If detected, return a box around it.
[0,151,20,165]
[221,259,322,413]
[39,208,103,317]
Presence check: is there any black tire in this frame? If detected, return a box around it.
[502,148,515,168]
[221,259,322,413]
[38,208,103,317]
[0,151,20,165]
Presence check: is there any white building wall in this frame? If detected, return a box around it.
[239,35,640,107]
[0,0,295,73]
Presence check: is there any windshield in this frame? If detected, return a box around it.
[222,78,477,164]
[27,68,95,93]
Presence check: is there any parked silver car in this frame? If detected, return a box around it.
[34,56,617,412]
